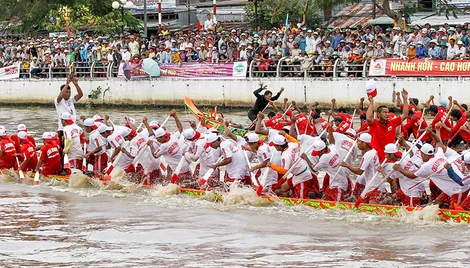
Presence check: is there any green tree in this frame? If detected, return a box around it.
[0,0,142,34]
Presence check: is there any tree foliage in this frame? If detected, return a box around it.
[0,0,142,34]
[244,0,323,29]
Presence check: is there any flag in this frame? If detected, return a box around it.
[197,20,202,30]
[285,13,290,30]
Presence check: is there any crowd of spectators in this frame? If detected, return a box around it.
[1,14,470,78]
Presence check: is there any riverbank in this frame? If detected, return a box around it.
[1,77,466,108]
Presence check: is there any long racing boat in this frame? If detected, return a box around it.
[2,169,470,224]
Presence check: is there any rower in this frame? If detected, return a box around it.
[308,139,349,201]
[16,131,38,172]
[444,108,470,147]
[380,143,426,207]
[340,133,382,203]
[0,126,16,169]
[393,137,469,209]
[85,124,112,176]
[35,132,62,176]
[134,118,162,185]
[366,89,409,162]
[182,128,221,188]
[267,134,320,199]
[10,124,36,161]
[205,132,249,185]
[145,111,193,184]
[61,112,85,170]
[244,132,279,192]
[403,109,432,143]
[428,104,452,143]
[447,152,470,210]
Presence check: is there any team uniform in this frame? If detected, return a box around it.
[19,142,38,171]
[38,142,62,175]
[89,131,109,176]
[219,140,249,183]
[414,148,469,209]
[0,137,16,169]
[272,143,320,199]
[368,117,402,162]
[353,148,381,201]
[63,123,84,169]
[313,145,349,201]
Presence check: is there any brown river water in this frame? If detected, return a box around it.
[1,107,470,267]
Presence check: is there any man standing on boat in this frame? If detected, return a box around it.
[248,85,284,122]
[54,77,84,150]
[367,89,409,162]
[61,112,85,170]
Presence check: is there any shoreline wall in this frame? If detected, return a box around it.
[0,78,468,108]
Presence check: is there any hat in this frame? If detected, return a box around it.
[0,126,7,137]
[340,39,345,43]
[384,143,402,157]
[92,114,103,122]
[98,124,113,134]
[60,112,74,124]
[440,42,448,47]
[430,39,438,44]
[245,133,260,143]
[154,128,170,138]
[345,128,356,138]
[458,40,464,45]
[420,143,435,156]
[333,116,343,122]
[464,152,470,164]
[84,118,95,127]
[17,124,27,132]
[311,140,327,156]
[182,129,201,140]
[42,132,55,141]
[205,132,219,147]
[358,133,372,147]
[149,121,160,129]
[269,135,287,146]
[18,131,28,140]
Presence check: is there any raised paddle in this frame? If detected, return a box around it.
[15,157,25,182]
[243,150,263,196]
[33,171,40,185]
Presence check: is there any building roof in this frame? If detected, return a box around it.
[412,13,470,26]
[326,3,387,28]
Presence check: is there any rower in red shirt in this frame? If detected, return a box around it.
[265,112,290,130]
[402,109,432,143]
[333,116,350,134]
[367,89,409,162]
[442,109,470,147]
[428,105,452,142]
[0,126,16,169]
[10,124,36,161]
[35,132,62,176]
[17,131,38,172]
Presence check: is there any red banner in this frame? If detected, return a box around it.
[368,59,470,77]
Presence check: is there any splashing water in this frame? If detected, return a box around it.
[223,182,272,206]
[150,183,181,197]
[397,205,441,223]
[68,170,94,188]
[0,173,16,183]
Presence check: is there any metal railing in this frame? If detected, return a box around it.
[12,59,374,79]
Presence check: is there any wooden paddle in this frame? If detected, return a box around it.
[15,157,25,182]
[243,150,263,196]
[82,143,88,172]
[199,156,224,186]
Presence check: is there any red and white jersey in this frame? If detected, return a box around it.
[220,140,247,180]
[201,145,221,176]
[414,148,465,196]
[133,133,160,173]
[87,130,99,152]
[63,123,84,160]
[267,129,283,166]
[89,131,107,156]
[357,149,380,186]
[314,145,348,191]
[107,134,134,169]
[255,144,278,187]
[384,155,425,197]
[154,131,190,174]
[333,132,359,165]
[445,147,466,174]
[38,143,61,174]
[232,136,254,160]
[280,143,311,186]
